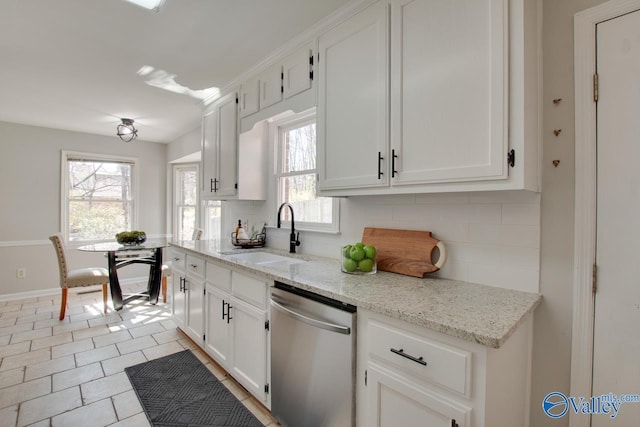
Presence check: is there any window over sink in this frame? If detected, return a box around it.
[272,110,339,233]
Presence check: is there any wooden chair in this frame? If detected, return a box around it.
[49,234,109,320]
[161,228,202,303]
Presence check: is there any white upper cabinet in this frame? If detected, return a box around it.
[317,0,540,196]
[239,76,260,118]
[259,63,284,109]
[317,1,390,191]
[202,91,238,199]
[282,40,314,99]
[390,0,507,185]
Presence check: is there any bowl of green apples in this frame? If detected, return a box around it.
[341,242,377,275]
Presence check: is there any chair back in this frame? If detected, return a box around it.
[49,234,68,288]
[192,228,203,240]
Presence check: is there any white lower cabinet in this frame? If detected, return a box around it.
[170,251,205,343]
[357,309,533,427]
[203,261,270,406]
[367,362,470,427]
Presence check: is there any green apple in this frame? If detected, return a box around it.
[349,246,365,261]
[363,245,377,259]
[354,242,365,249]
[342,244,353,258]
[343,258,357,272]
[358,258,375,272]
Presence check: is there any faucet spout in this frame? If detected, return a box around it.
[277,202,300,253]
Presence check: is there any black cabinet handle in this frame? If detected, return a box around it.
[179,277,184,292]
[390,348,427,366]
[226,304,233,324]
[182,278,188,293]
[391,149,398,178]
[210,178,219,192]
[222,300,227,320]
[377,152,384,179]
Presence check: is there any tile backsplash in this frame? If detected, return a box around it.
[223,191,540,293]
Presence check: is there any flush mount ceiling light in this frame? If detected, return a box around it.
[123,0,166,12]
[117,118,138,142]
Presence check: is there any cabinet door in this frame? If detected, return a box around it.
[366,362,470,427]
[216,92,239,197]
[201,107,218,195]
[317,1,390,191]
[171,271,186,330]
[204,285,232,368]
[259,63,283,109]
[229,297,268,402]
[185,276,205,343]
[282,41,314,99]
[240,77,260,118]
[390,0,508,185]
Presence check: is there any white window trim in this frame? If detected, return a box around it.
[270,110,340,234]
[172,163,200,240]
[60,150,139,244]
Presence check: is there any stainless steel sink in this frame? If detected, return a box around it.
[225,251,306,267]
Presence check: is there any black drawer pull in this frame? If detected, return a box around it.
[390,348,427,366]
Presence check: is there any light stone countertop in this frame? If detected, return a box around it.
[169,239,542,349]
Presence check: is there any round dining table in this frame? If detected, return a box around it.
[77,238,169,311]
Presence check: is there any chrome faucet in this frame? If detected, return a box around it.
[277,202,301,253]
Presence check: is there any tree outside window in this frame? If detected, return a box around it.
[64,153,136,242]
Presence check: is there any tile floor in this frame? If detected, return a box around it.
[0,284,278,427]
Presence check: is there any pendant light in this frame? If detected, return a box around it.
[117,118,138,142]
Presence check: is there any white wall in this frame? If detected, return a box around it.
[225,192,540,293]
[0,121,167,298]
[528,1,608,426]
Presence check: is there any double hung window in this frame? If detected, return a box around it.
[62,152,137,242]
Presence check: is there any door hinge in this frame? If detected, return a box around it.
[203,288,206,295]
[310,70,314,80]
[507,149,516,167]
[592,263,598,293]
[235,183,238,189]
[451,420,459,427]
[203,334,205,341]
[593,73,599,103]
[235,97,239,104]
[264,384,270,394]
[364,369,367,386]
[309,55,314,66]
[264,320,270,331]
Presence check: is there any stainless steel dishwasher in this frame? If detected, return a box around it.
[270,282,357,427]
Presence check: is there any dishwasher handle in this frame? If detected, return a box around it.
[270,299,351,335]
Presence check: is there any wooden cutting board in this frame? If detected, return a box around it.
[361,227,446,278]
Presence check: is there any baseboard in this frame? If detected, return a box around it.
[0,276,149,302]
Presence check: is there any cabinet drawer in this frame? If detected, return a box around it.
[185,255,205,279]
[206,261,232,292]
[232,272,267,308]
[166,248,186,272]
[368,320,471,396]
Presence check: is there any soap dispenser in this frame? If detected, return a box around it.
[235,220,250,241]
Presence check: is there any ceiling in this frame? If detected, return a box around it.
[0,0,351,143]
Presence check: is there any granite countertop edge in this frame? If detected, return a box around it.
[169,240,542,349]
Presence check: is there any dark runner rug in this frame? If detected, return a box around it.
[125,350,264,427]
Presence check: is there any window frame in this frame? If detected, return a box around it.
[61,150,139,243]
[172,163,200,241]
[271,110,339,234]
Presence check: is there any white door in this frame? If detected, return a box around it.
[366,363,469,427]
[317,0,389,191]
[390,0,507,185]
[229,297,267,402]
[216,92,238,197]
[282,41,313,99]
[204,285,231,367]
[185,276,204,343]
[592,9,640,426]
